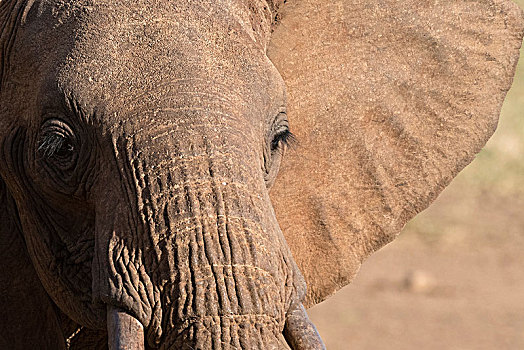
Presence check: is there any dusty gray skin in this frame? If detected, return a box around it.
[0,0,321,348]
[1,0,523,349]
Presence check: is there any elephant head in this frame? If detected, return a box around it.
[0,0,522,349]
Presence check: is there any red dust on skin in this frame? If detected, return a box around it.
[0,0,523,349]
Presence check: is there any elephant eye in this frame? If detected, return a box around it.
[264,112,294,188]
[37,119,78,171]
[271,129,295,152]
[269,111,295,152]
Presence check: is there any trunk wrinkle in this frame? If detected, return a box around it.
[100,134,299,349]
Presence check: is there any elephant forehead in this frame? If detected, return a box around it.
[52,2,267,102]
[7,0,278,131]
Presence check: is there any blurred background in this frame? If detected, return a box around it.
[308,1,524,349]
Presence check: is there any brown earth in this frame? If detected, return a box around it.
[308,1,524,348]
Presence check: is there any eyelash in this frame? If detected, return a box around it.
[271,129,296,151]
[38,133,74,158]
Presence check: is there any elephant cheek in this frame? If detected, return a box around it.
[92,201,161,344]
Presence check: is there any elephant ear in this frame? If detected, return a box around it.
[268,0,524,307]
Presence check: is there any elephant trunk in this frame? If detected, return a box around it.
[93,124,304,348]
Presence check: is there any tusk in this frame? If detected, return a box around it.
[107,305,145,350]
[284,303,326,350]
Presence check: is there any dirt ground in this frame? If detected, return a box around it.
[308,1,524,348]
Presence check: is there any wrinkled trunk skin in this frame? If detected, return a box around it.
[93,111,304,349]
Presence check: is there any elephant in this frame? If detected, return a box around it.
[0,0,523,348]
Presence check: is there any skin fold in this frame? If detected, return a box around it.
[1,0,522,349]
